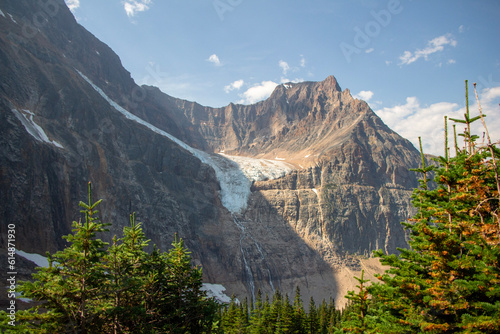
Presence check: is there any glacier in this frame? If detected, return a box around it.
[76,70,293,214]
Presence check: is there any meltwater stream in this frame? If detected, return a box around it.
[232,215,256,301]
[232,214,277,303]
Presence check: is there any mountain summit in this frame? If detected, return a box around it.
[1,0,422,306]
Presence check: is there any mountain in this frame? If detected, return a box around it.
[0,0,423,307]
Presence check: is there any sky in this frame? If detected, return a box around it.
[65,0,500,156]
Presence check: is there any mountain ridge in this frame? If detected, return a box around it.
[1,0,423,307]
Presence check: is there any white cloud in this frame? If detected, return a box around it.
[481,86,500,103]
[354,90,374,102]
[459,25,465,33]
[365,48,375,54]
[476,86,500,145]
[374,86,500,155]
[65,0,80,12]
[279,60,290,75]
[224,79,244,93]
[375,97,460,155]
[123,0,152,18]
[448,59,456,64]
[300,55,306,67]
[280,77,304,84]
[207,54,222,66]
[399,34,457,65]
[238,81,278,104]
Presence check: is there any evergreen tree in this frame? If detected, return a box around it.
[17,182,110,333]
[248,290,263,333]
[103,213,150,333]
[221,296,241,333]
[5,183,219,333]
[318,299,330,334]
[307,297,320,334]
[340,270,377,334]
[147,234,218,333]
[366,81,500,333]
[276,294,294,333]
[292,287,306,333]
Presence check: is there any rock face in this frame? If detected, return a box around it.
[154,76,421,257]
[0,0,423,306]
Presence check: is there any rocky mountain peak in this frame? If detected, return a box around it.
[1,0,426,308]
[320,74,342,91]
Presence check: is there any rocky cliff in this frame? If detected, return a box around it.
[1,0,423,307]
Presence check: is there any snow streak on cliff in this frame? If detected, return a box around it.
[76,70,293,214]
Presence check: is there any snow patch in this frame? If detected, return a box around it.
[201,283,235,304]
[16,293,32,303]
[11,109,64,148]
[8,13,17,23]
[0,9,5,18]
[16,249,50,268]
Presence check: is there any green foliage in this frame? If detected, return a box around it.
[341,271,374,334]
[220,288,340,334]
[358,80,500,333]
[1,182,218,333]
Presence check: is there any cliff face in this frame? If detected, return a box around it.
[1,0,422,306]
[153,75,421,257]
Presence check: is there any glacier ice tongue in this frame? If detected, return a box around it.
[76,70,293,214]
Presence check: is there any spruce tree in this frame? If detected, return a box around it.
[17,182,109,333]
[307,296,320,334]
[7,183,219,333]
[292,286,306,333]
[341,271,372,333]
[366,81,500,333]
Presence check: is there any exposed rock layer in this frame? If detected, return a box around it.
[0,0,422,306]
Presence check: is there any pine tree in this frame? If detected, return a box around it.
[292,286,306,333]
[221,296,241,333]
[102,213,150,333]
[318,299,331,334]
[248,290,263,333]
[276,293,294,333]
[17,182,109,333]
[8,183,220,333]
[367,80,500,333]
[147,234,219,333]
[307,296,320,334]
[341,271,372,333]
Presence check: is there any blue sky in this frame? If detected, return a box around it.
[66,0,500,155]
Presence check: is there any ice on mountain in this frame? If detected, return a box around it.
[76,70,293,214]
[11,109,64,148]
[201,283,235,304]
[16,249,50,268]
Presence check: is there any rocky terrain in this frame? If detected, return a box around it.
[1,0,424,307]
